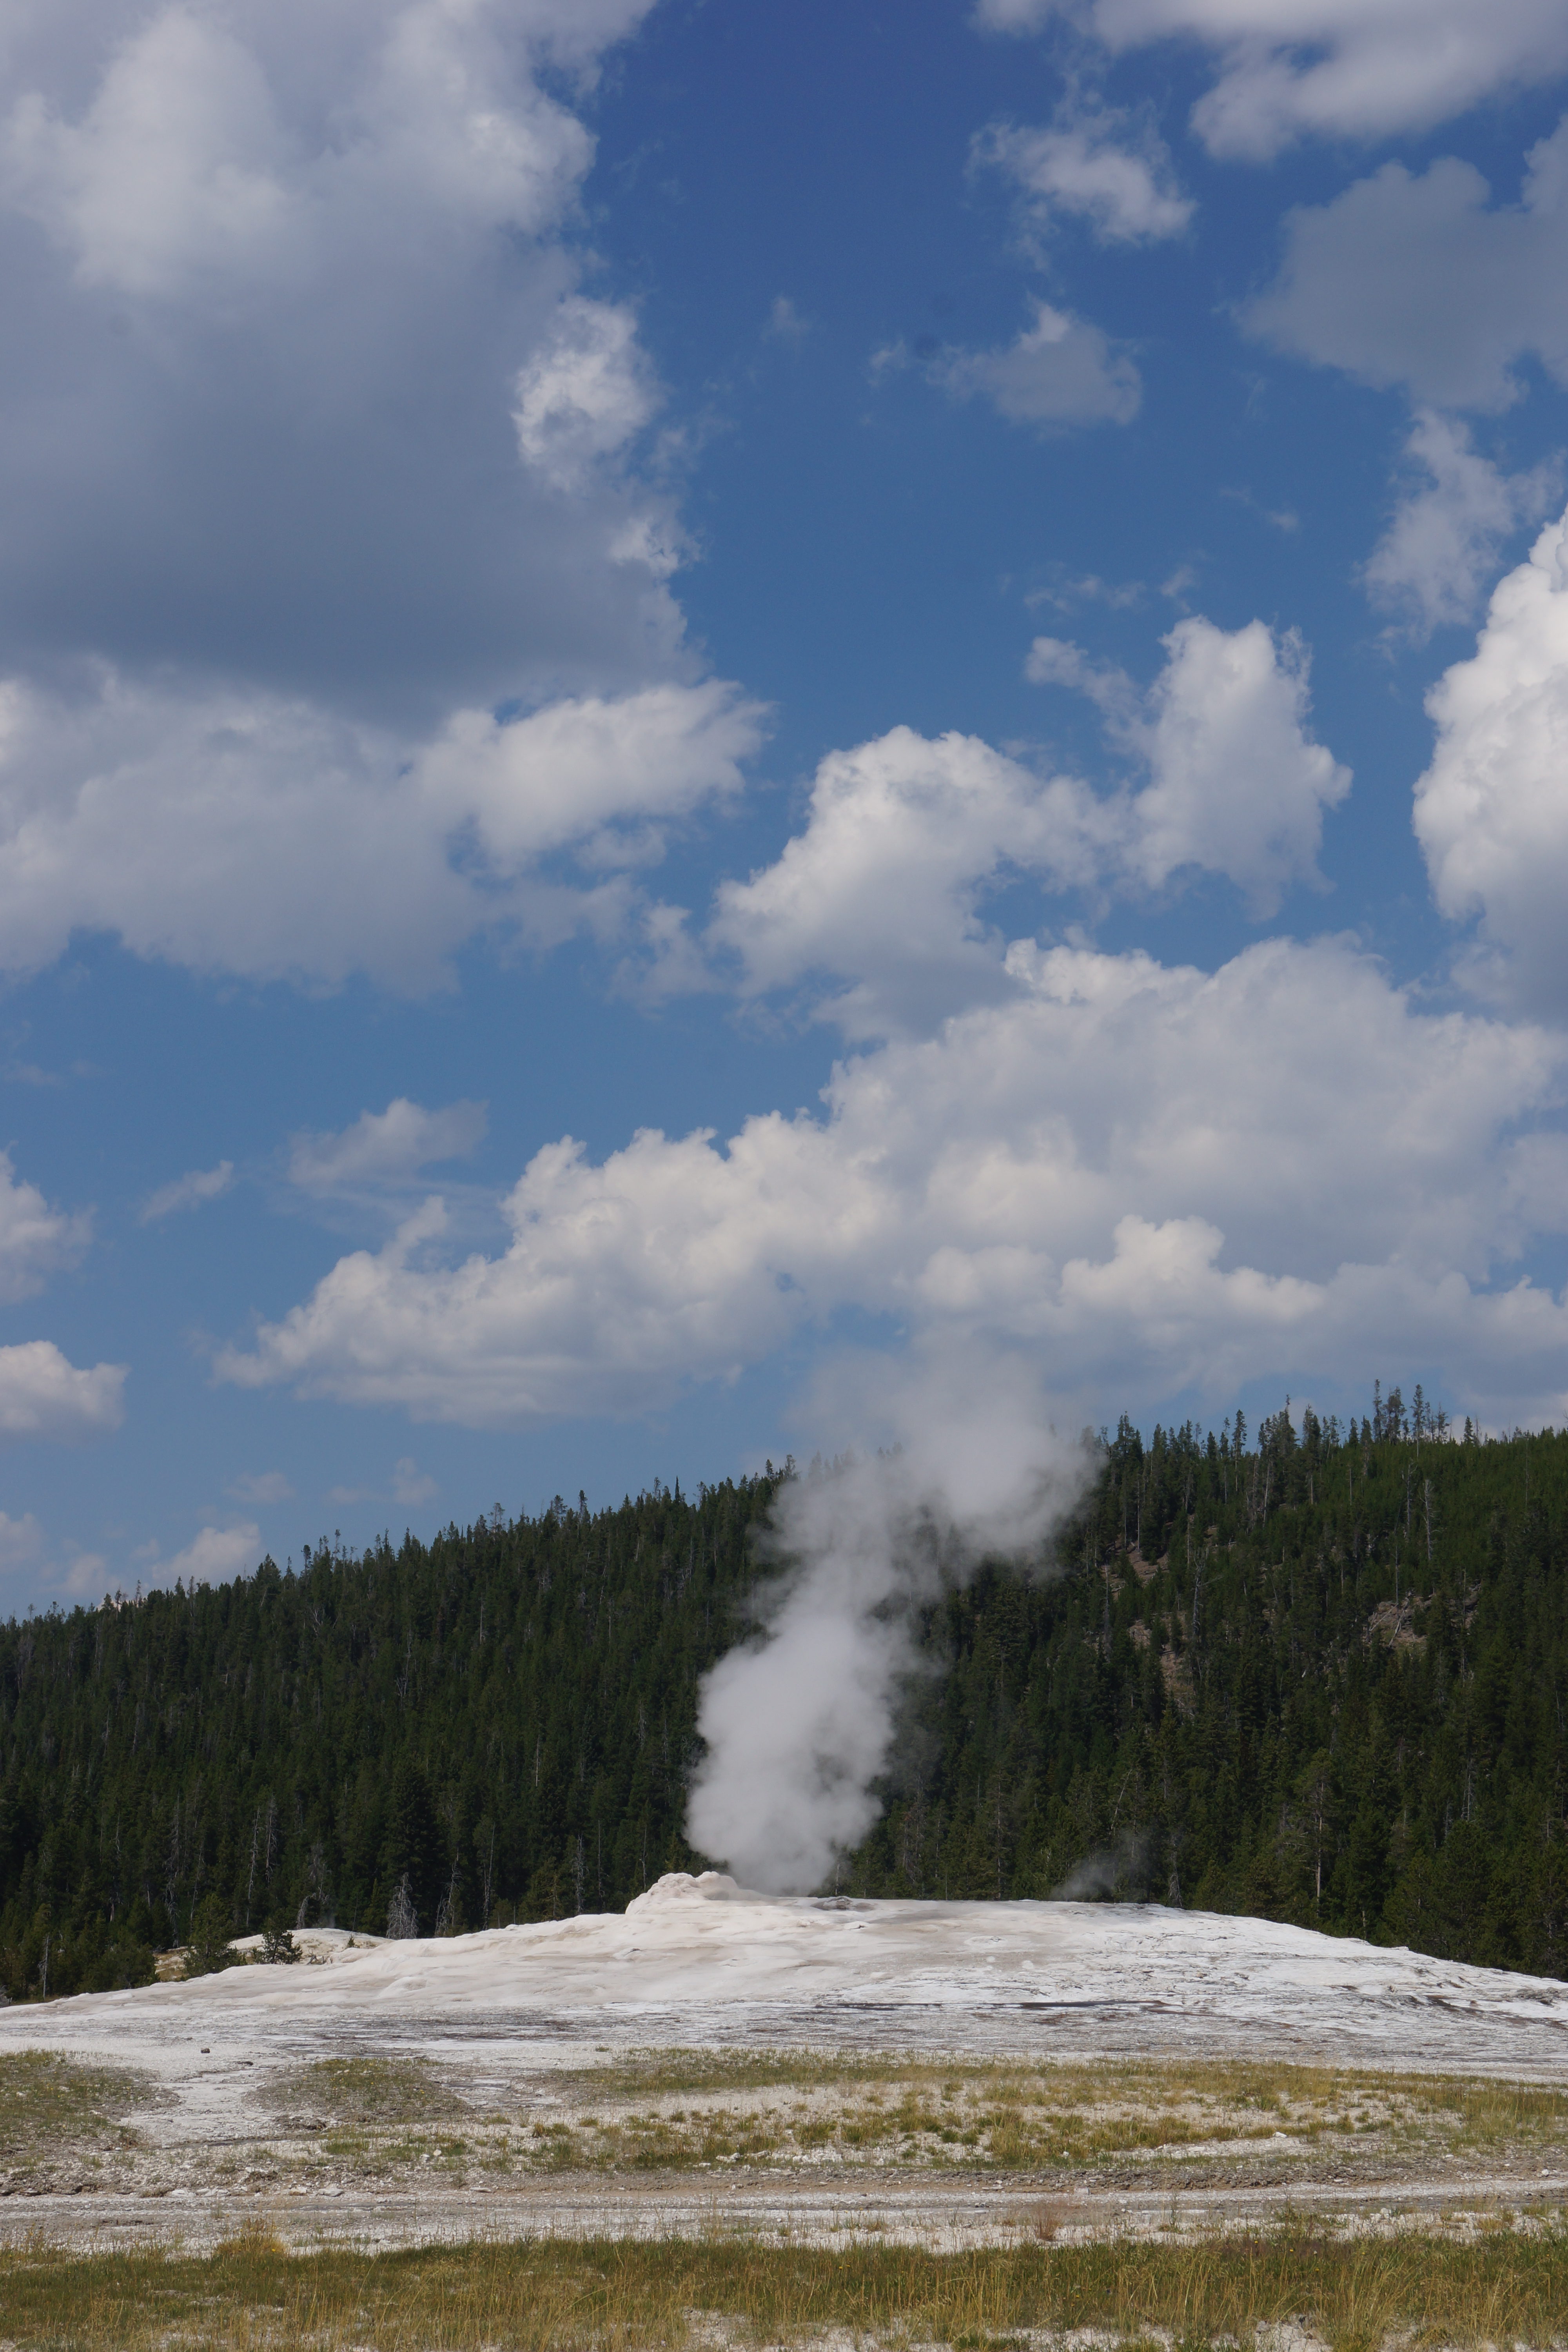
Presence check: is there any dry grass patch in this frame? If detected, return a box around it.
[256,2054,477,2183]
[263,2053,468,2130]
[0,2051,154,2181]
[225,2051,1568,2193]
[0,2224,1564,2349]
[572,2049,922,2097]
[520,2053,1568,2181]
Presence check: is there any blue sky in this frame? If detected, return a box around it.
[3,0,1568,1607]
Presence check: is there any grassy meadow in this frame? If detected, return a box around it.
[0,2223,1565,2350]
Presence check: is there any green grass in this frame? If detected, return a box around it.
[0,2223,1564,2349]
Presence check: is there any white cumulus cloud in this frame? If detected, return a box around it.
[1023,634,1138,715]
[1,7,303,301]
[0,1149,90,1298]
[513,296,658,489]
[0,1340,125,1438]
[0,673,763,989]
[290,1100,489,1196]
[709,726,1118,1039]
[0,0,765,995]
[158,1521,262,1587]
[1415,503,1568,1017]
[978,109,1192,243]
[414,679,763,875]
[974,1,1568,158]
[1364,412,1561,637]
[937,299,1141,431]
[1247,119,1568,412]
[215,936,1568,1432]
[1122,617,1351,911]
[710,618,1347,1039]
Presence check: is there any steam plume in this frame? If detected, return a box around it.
[686,1354,1091,1893]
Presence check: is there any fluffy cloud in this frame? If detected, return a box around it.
[937,299,1141,430]
[1415,505,1568,1016]
[0,1145,120,1455]
[290,1100,488,1195]
[158,1521,262,1587]
[1121,618,1351,911]
[974,1,1568,158]
[217,935,1568,1430]
[3,9,312,302]
[1364,412,1560,637]
[0,1151,89,1298]
[0,1,652,298]
[141,1160,233,1222]
[0,2,671,714]
[513,296,658,490]
[0,672,762,987]
[216,1129,867,1422]
[0,1,764,991]
[1023,635,1137,713]
[709,727,1118,1038]
[1247,120,1568,410]
[415,681,762,873]
[978,110,1192,243]
[709,619,1347,1039]
[0,1341,125,1438]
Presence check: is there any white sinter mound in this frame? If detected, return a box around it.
[3,1874,1566,2078]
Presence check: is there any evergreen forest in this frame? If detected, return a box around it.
[2,1383,1566,2001]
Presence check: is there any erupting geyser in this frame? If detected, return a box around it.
[685,1353,1091,1893]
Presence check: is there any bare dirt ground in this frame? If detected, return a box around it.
[0,1881,1563,2254]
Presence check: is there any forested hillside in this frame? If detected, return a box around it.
[2,1387,1566,1999]
[859,1392,1568,1980]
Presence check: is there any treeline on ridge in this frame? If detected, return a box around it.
[0,1382,1564,1998]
